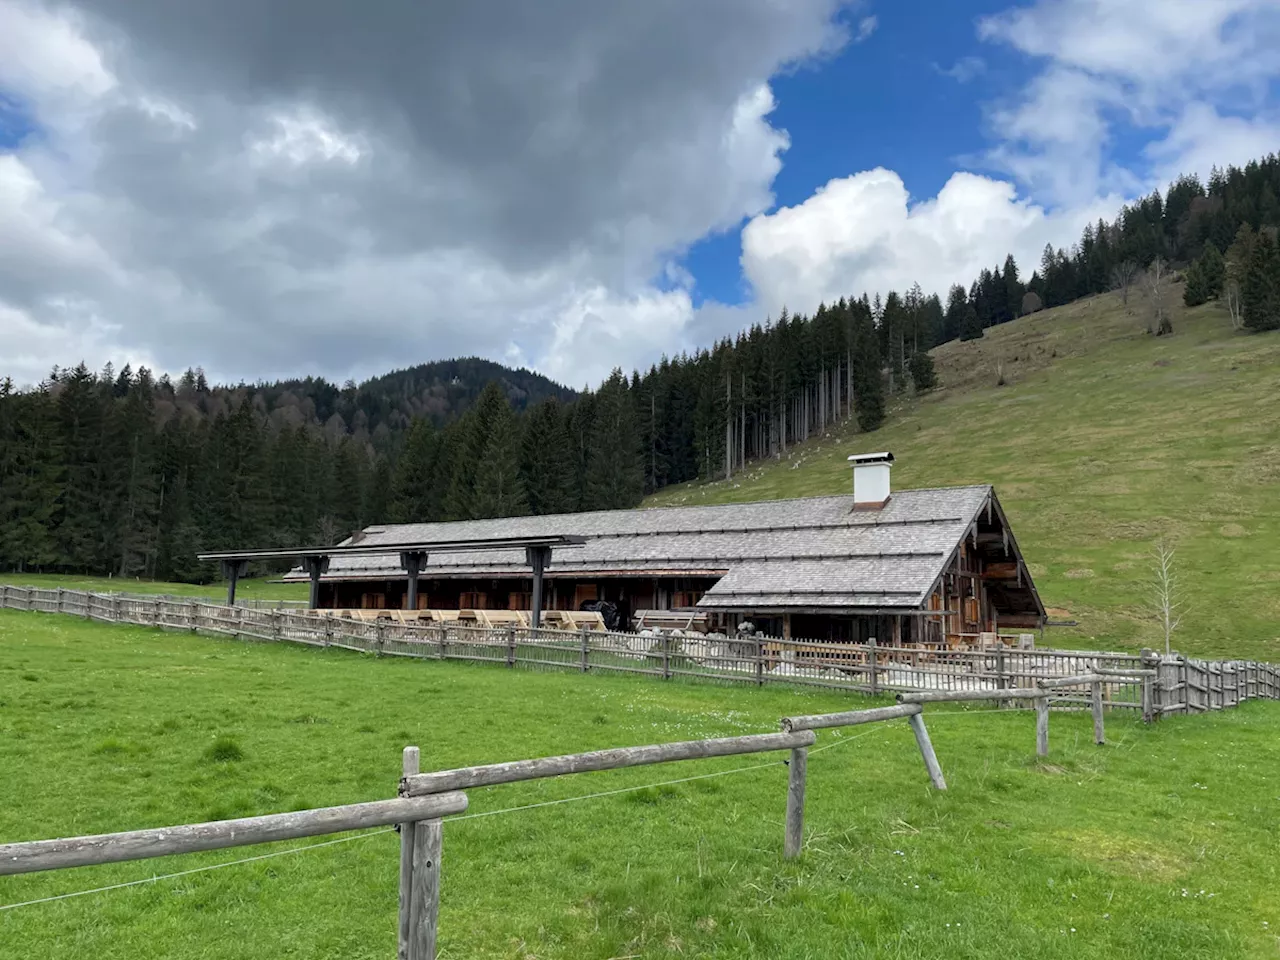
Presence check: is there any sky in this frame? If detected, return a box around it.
[1,1,1278,390]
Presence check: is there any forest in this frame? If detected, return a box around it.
[2,155,1278,582]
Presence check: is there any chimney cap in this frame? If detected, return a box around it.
[847,452,894,465]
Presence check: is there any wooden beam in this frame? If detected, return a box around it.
[780,702,920,732]
[402,730,815,796]
[0,793,468,877]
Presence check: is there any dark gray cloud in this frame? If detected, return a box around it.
[0,0,854,385]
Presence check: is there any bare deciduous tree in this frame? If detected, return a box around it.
[1144,257,1172,335]
[1225,278,1245,330]
[1111,261,1138,307]
[1148,539,1183,655]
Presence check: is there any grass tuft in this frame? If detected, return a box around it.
[204,736,245,763]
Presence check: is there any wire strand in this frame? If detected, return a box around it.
[0,828,396,913]
[0,723,882,913]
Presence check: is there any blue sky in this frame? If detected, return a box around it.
[685,1,1029,307]
[1,0,1279,387]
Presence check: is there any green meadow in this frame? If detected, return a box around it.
[1,612,1278,959]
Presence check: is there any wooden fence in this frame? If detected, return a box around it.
[0,703,944,958]
[3,585,1277,716]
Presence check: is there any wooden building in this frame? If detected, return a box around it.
[281,453,1046,646]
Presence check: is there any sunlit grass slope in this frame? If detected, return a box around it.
[649,290,1280,661]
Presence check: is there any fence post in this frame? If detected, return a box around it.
[868,637,878,697]
[907,712,947,789]
[398,746,420,960]
[1139,648,1157,722]
[995,645,1007,693]
[754,638,764,687]
[580,629,589,673]
[272,610,282,643]
[1034,696,1049,757]
[113,595,122,622]
[1090,680,1105,744]
[188,601,198,634]
[506,627,516,668]
[0,584,7,609]
[56,587,64,614]
[662,634,671,680]
[408,819,444,960]
[784,745,807,860]
[376,620,386,657]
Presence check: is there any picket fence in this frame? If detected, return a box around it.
[3,585,1277,717]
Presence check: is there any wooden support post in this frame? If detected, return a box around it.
[525,545,551,629]
[398,747,420,960]
[661,634,671,680]
[506,627,516,668]
[907,712,947,790]
[304,554,330,610]
[1035,697,1049,758]
[784,746,807,860]
[580,629,590,673]
[867,637,878,696]
[1091,681,1105,745]
[755,638,764,687]
[400,551,427,611]
[408,819,443,960]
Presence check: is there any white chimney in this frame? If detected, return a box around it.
[848,452,894,509]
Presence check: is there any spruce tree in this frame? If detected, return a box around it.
[584,370,644,509]
[1183,259,1209,306]
[1242,230,1280,331]
[849,302,885,432]
[908,351,937,393]
[443,381,511,520]
[389,417,440,522]
[960,304,984,341]
[471,397,529,518]
[520,398,576,515]
[1200,241,1226,298]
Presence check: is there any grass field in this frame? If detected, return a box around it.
[0,573,305,602]
[2,611,1279,959]
[649,291,1280,662]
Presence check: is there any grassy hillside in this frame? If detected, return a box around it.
[649,290,1280,662]
[3,613,1279,958]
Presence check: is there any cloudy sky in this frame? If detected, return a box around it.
[2,0,1278,389]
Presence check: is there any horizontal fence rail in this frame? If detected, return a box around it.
[0,794,468,877]
[401,730,815,797]
[3,585,1277,716]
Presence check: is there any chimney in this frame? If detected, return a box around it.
[848,452,894,509]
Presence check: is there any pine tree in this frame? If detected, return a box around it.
[443,381,512,520]
[389,417,440,522]
[908,351,937,393]
[849,301,885,432]
[471,397,528,518]
[584,370,643,509]
[943,285,967,343]
[1183,259,1209,306]
[960,304,984,341]
[1242,229,1280,331]
[1200,241,1226,298]
[520,398,576,515]
[1003,254,1024,321]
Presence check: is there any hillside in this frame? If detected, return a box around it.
[648,288,1280,661]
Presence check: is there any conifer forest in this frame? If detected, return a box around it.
[2,156,1279,581]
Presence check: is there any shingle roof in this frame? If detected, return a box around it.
[293,485,996,611]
